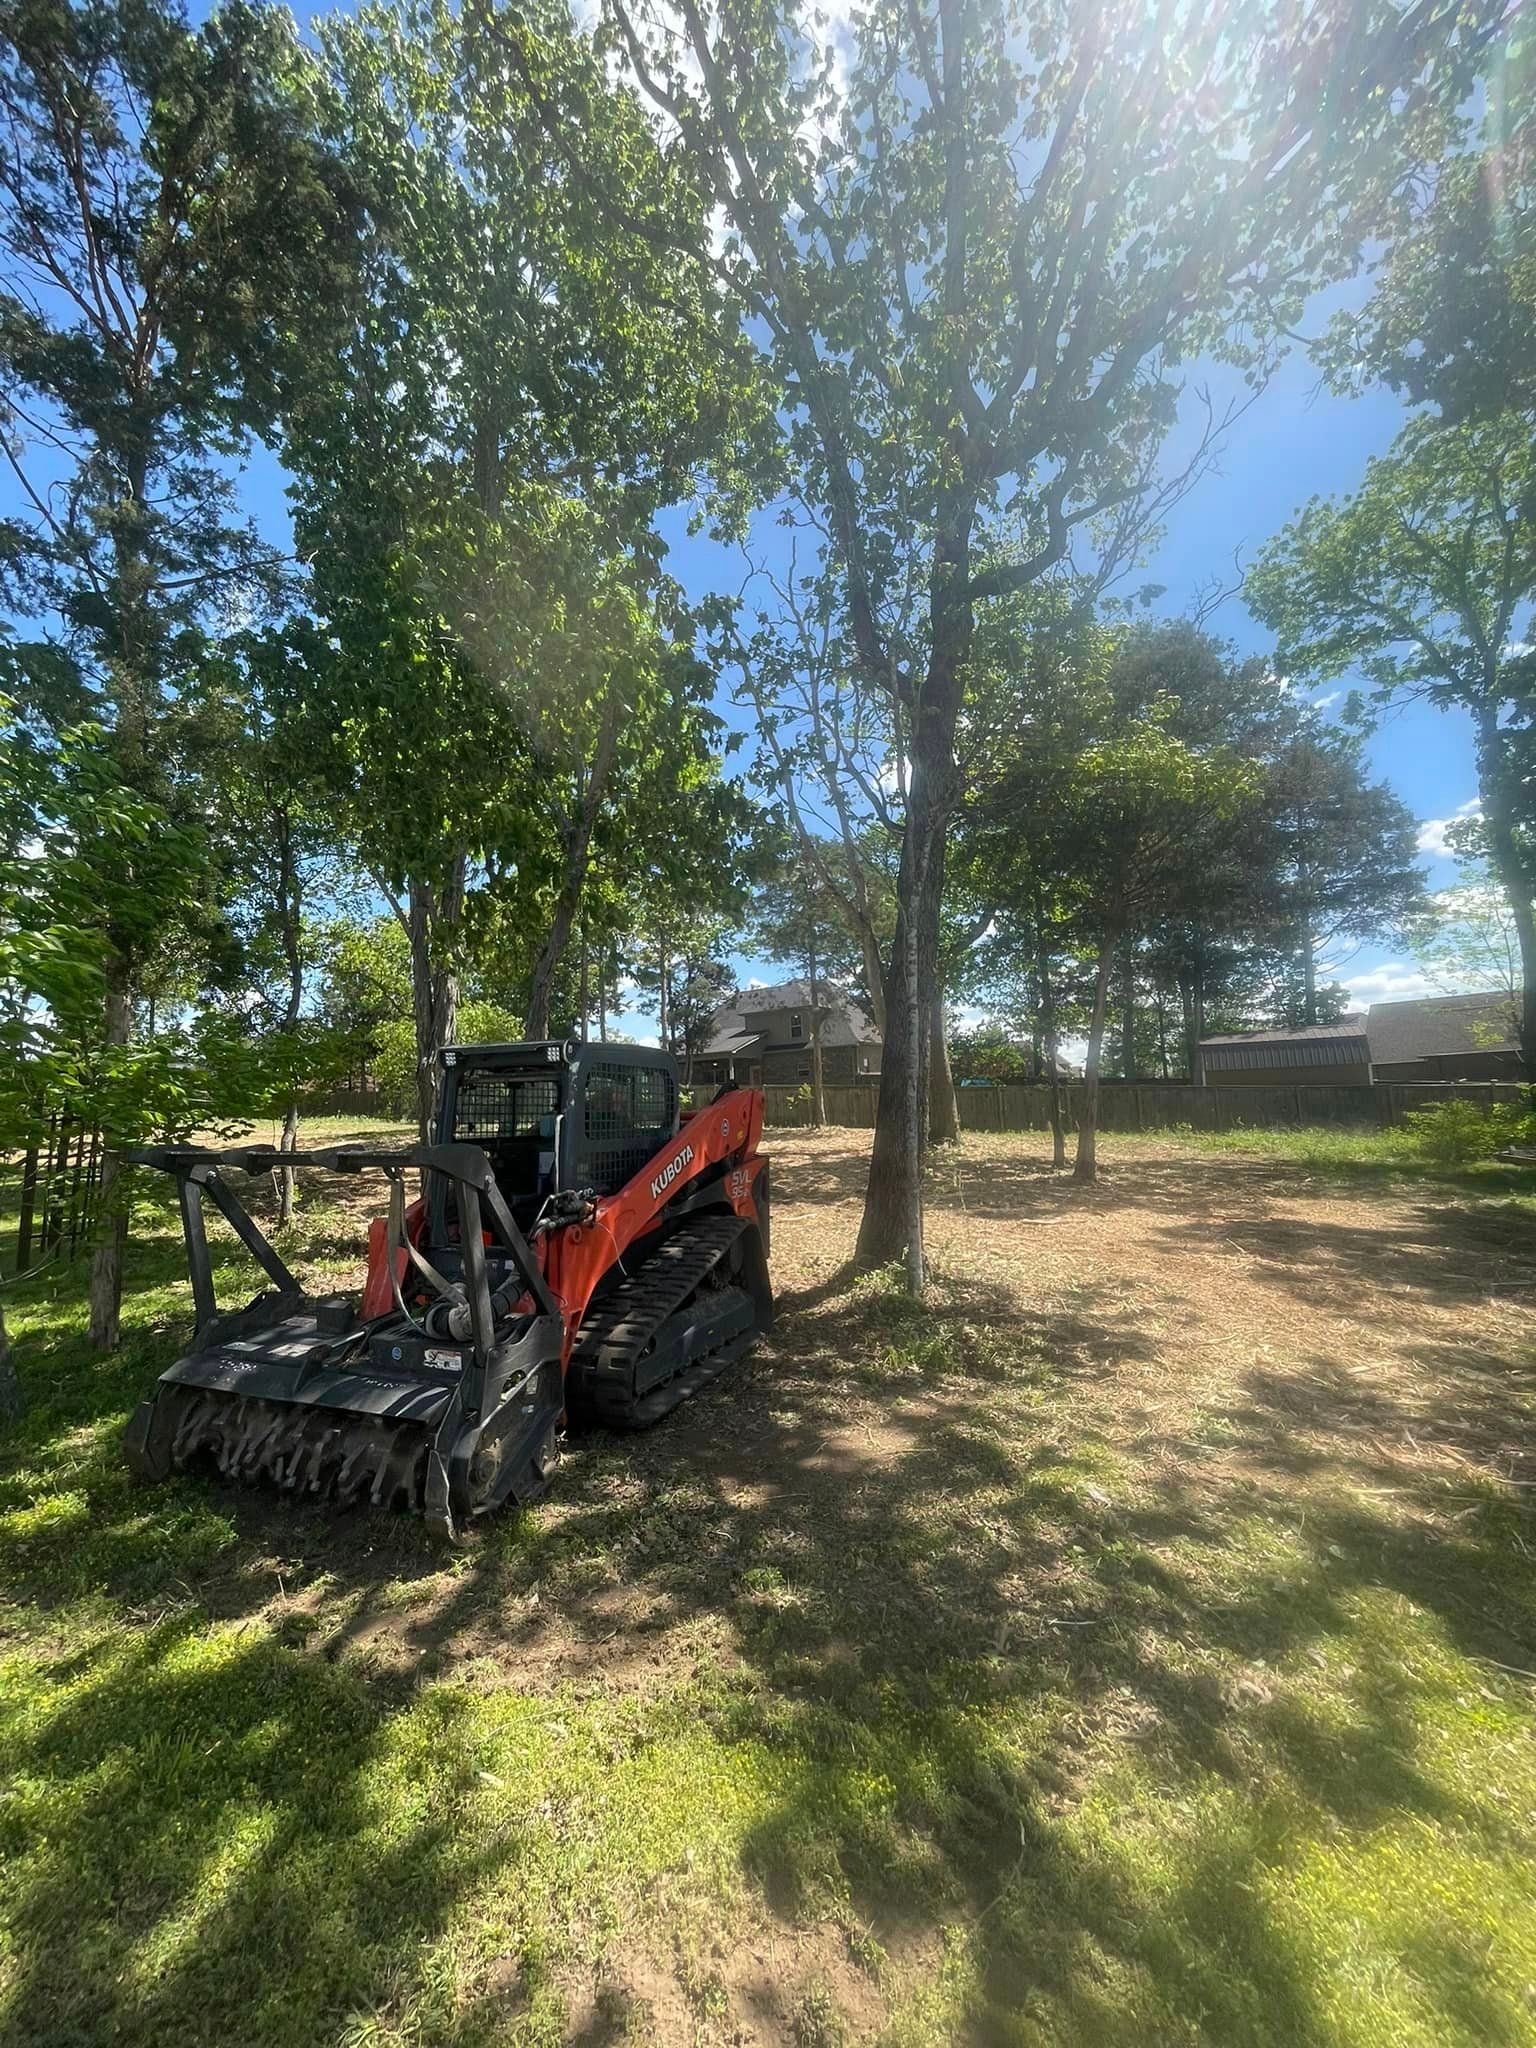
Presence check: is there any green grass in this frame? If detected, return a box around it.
[1149,1117,1536,1195]
[2,1132,1536,2044]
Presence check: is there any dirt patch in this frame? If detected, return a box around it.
[560,1917,929,2046]
[175,1131,1536,1704]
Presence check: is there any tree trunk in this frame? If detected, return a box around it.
[525,707,618,1039]
[579,925,590,1043]
[1035,900,1067,1169]
[408,884,438,1143]
[1300,922,1318,1028]
[1192,962,1207,1086]
[15,1145,38,1273]
[1119,932,1138,1079]
[1475,709,1536,1069]
[277,1102,301,1227]
[856,853,936,1286]
[275,806,304,1229]
[42,1116,67,1254]
[0,1297,19,1423]
[88,957,133,1351]
[807,935,827,1125]
[407,855,465,1143]
[524,880,581,1039]
[858,926,888,1038]
[855,642,960,1284]
[928,989,959,1144]
[1073,933,1118,1185]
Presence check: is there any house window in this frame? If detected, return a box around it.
[797,1063,810,1080]
[789,1012,803,1039]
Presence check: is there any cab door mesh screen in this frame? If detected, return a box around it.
[453,1073,560,1138]
[577,1062,676,1193]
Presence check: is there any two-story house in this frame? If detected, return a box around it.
[692,981,883,1088]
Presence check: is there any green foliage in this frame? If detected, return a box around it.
[1407,825,1523,999]
[1398,1098,1536,1169]
[948,1027,1035,1083]
[1247,415,1536,711]
[1400,1099,1508,1168]
[0,708,218,1147]
[278,0,767,1082]
[1249,408,1536,1050]
[1320,17,1534,426]
[370,999,520,1116]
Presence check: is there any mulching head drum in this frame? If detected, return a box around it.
[151,1383,432,1511]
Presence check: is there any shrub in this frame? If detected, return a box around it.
[1400,1098,1536,1167]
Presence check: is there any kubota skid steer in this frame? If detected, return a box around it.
[124,1042,771,1538]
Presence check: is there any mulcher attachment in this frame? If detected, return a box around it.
[123,1144,567,1540]
[124,1044,774,1536]
[143,1387,434,1509]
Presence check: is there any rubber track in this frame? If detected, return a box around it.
[569,1214,754,1429]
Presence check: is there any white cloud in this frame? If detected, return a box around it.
[1312,691,1340,711]
[1340,962,1440,1007]
[1416,797,1480,859]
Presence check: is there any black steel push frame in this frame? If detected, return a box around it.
[129,1142,559,1375]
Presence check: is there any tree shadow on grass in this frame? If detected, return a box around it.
[0,1614,572,2048]
[1151,1194,1536,1321]
[4,1159,1536,2044]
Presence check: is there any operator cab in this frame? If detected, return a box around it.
[433,1040,681,1235]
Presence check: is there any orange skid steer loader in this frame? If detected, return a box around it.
[125,1043,771,1539]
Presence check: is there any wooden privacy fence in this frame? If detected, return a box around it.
[6,1116,103,1280]
[758,1078,1531,1133]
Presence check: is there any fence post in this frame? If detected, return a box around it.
[14,1145,38,1274]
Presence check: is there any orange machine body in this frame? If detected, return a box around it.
[361,1087,767,1370]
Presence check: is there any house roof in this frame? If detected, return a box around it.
[697,1020,764,1058]
[1200,1015,1368,1048]
[1366,991,1520,1067]
[1199,1015,1370,1073]
[732,979,826,1012]
[717,983,882,1048]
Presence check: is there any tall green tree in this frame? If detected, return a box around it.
[282,0,766,1128]
[1258,724,1424,1026]
[196,632,361,1220]
[0,0,360,1344]
[1408,819,1524,1000]
[1054,722,1260,1181]
[588,0,1500,1287]
[1248,414,1536,1060]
